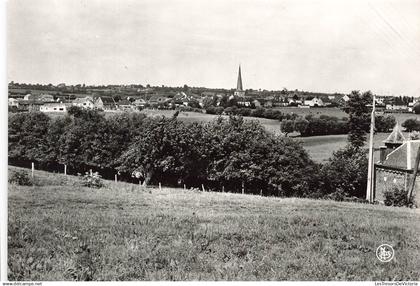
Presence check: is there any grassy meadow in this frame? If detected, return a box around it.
[8,166,420,281]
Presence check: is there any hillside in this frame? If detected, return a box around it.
[8,166,420,281]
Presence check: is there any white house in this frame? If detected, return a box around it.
[303,97,324,107]
[40,102,71,112]
[72,97,95,109]
[386,104,408,111]
[8,98,19,107]
[133,98,147,107]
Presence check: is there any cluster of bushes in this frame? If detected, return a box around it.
[402,118,420,132]
[384,187,415,207]
[206,106,297,121]
[9,170,33,186]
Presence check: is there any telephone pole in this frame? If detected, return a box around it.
[366,95,376,203]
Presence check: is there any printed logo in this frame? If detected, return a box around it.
[376,244,394,262]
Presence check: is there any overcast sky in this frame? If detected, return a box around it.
[7,0,420,96]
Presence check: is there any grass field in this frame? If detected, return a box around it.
[8,166,420,281]
[273,107,348,118]
[273,107,420,123]
[140,109,284,135]
[298,132,413,163]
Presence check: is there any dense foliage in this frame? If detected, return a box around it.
[320,145,368,199]
[344,91,372,148]
[402,118,420,132]
[9,109,322,197]
[384,187,414,207]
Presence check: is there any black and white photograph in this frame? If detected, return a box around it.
[2,0,420,283]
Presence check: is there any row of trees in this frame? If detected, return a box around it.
[9,107,319,196]
[280,113,396,137]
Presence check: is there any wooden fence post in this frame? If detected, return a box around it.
[159,182,162,190]
[201,184,205,192]
[115,174,117,183]
[64,164,67,176]
[222,186,225,193]
[260,189,263,196]
[183,184,186,190]
[242,181,245,194]
[90,169,93,176]
[31,162,34,178]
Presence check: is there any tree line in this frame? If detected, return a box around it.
[280,114,395,137]
[8,104,369,199]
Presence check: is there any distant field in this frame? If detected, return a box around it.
[273,107,420,123]
[8,166,420,281]
[299,132,411,163]
[273,107,348,118]
[140,110,283,135]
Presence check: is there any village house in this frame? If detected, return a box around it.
[385,104,409,112]
[148,95,171,108]
[303,97,324,107]
[117,99,135,111]
[252,99,262,108]
[173,92,195,107]
[133,98,147,108]
[237,97,252,107]
[72,96,95,109]
[321,97,334,107]
[15,100,45,112]
[8,98,19,107]
[40,102,71,113]
[95,96,117,111]
[374,124,419,206]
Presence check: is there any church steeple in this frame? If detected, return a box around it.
[236,65,243,91]
[234,65,245,97]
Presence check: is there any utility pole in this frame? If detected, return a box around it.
[407,145,420,202]
[366,95,376,203]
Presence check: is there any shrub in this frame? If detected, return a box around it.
[320,145,368,198]
[375,115,396,132]
[8,170,33,186]
[80,172,103,188]
[402,118,420,132]
[384,187,412,207]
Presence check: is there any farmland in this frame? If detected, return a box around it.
[8,166,420,281]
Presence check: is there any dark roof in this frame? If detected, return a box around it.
[17,100,45,105]
[99,96,115,104]
[118,99,132,105]
[383,141,420,170]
